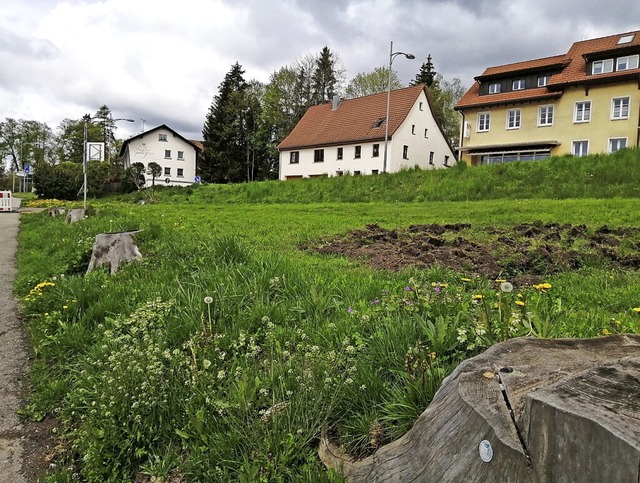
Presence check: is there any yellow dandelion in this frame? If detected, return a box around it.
[601,328,610,335]
[472,294,484,300]
[632,307,640,313]
[495,279,507,283]
[461,278,472,282]
[515,300,526,307]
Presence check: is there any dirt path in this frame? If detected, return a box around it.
[0,211,28,483]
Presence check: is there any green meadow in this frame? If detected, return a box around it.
[16,149,640,482]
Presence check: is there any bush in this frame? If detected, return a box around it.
[33,161,112,200]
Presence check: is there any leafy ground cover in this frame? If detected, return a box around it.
[15,155,640,481]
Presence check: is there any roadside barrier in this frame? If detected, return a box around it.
[0,191,13,212]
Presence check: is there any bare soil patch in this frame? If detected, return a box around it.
[307,221,640,284]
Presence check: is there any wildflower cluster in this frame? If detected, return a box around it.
[63,298,183,482]
[23,280,55,303]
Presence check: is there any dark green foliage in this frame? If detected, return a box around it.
[312,46,339,104]
[33,161,82,200]
[147,162,162,186]
[201,62,251,183]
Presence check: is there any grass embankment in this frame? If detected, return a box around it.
[16,151,640,482]
[117,148,640,205]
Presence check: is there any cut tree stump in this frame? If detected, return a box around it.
[65,208,86,224]
[320,335,640,482]
[86,231,143,275]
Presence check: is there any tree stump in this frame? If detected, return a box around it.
[86,231,143,275]
[320,335,640,482]
[66,208,86,224]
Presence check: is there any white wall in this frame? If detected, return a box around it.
[126,128,197,187]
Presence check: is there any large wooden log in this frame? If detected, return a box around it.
[320,335,640,482]
[86,231,142,275]
[65,208,86,224]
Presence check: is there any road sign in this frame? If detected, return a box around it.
[165,177,171,184]
[194,176,201,183]
[24,165,30,174]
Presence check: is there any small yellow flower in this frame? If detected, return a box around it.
[62,305,68,309]
[461,278,472,282]
[495,279,507,283]
[472,294,484,300]
[515,300,526,307]
[493,303,500,309]
[517,293,524,298]
[601,328,610,335]
[633,307,640,313]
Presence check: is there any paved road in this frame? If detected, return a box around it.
[0,211,28,483]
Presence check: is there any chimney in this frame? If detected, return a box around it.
[331,95,341,110]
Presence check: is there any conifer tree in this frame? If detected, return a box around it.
[202,62,249,183]
[312,46,339,104]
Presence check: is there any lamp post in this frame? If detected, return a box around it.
[383,40,415,173]
[83,115,134,208]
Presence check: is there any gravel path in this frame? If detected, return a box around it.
[0,210,28,483]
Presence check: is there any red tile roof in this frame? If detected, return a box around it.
[277,84,425,150]
[456,30,640,110]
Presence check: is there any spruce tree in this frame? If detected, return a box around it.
[202,62,249,183]
[312,46,338,104]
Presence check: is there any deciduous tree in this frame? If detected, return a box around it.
[345,66,402,98]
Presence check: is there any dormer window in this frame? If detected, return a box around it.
[488,82,501,94]
[617,34,635,45]
[512,79,525,90]
[617,54,639,71]
[373,118,386,128]
[592,59,614,74]
[537,75,549,87]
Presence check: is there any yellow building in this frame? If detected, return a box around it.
[455,30,640,165]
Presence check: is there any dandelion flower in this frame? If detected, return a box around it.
[461,278,472,282]
[515,300,526,307]
[601,329,611,336]
[500,282,514,293]
[495,279,507,284]
[204,296,213,304]
[633,307,640,313]
[472,294,484,300]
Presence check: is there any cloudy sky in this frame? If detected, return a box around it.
[2,0,639,140]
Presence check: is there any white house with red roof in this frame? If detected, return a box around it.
[455,30,640,165]
[120,124,201,187]
[277,85,456,180]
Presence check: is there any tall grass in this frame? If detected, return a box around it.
[116,149,640,205]
[14,154,640,481]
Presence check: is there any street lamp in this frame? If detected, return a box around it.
[383,40,415,173]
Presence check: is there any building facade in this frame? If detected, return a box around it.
[120,124,200,187]
[277,85,456,180]
[455,30,640,165]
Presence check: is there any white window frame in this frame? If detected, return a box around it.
[537,75,549,87]
[477,112,491,132]
[164,149,171,159]
[608,138,628,153]
[177,150,184,160]
[538,105,554,126]
[592,59,614,74]
[488,83,501,94]
[617,54,639,71]
[574,101,591,123]
[372,144,379,157]
[164,166,171,175]
[611,97,630,120]
[512,79,525,91]
[506,109,521,129]
[158,134,168,142]
[572,140,589,157]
